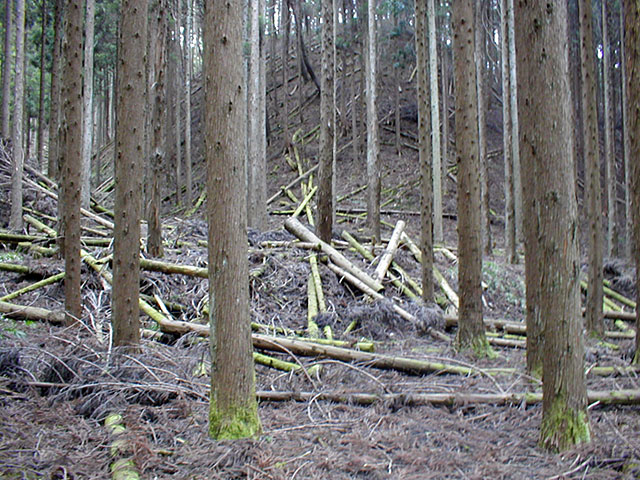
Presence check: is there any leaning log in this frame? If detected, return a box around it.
[284,217,383,292]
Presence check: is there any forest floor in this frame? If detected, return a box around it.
[1,46,639,478]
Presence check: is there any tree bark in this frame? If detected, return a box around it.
[147,0,165,258]
[428,0,443,245]
[365,0,380,241]
[37,0,47,172]
[281,0,291,151]
[579,0,604,337]
[204,0,261,440]
[416,0,433,303]
[452,0,488,354]
[515,0,590,452]
[501,0,517,264]
[1,0,11,139]
[8,0,25,231]
[602,0,617,258]
[60,0,84,324]
[624,0,640,363]
[620,4,631,260]
[113,0,148,349]
[247,0,267,230]
[317,0,335,243]
[81,0,95,209]
[475,0,491,256]
[184,0,193,207]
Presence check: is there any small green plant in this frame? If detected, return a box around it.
[0,251,22,262]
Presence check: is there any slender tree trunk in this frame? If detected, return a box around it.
[351,8,359,164]
[37,0,47,172]
[579,0,604,337]
[247,0,267,230]
[416,0,433,303]
[501,0,517,263]
[365,0,380,241]
[624,0,640,364]
[147,0,165,257]
[60,0,84,324]
[47,0,62,179]
[1,0,11,139]
[515,0,589,451]
[174,5,183,207]
[113,0,148,349]
[428,0,443,245]
[9,0,25,231]
[602,0,617,258]
[281,0,290,152]
[507,0,521,243]
[393,10,400,156]
[439,3,449,201]
[184,0,193,207]
[452,0,488,355]
[317,0,334,242]
[81,0,95,209]
[204,0,261,440]
[475,0,490,256]
[620,5,631,261]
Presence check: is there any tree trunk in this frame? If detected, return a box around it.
[147,0,165,258]
[515,0,590,452]
[501,0,517,263]
[60,0,84,324]
[81,0,95,209]
[1,0,11,139]
[439,2,449,203]
[281,0,290,152]
[429,0,443,245]
[317,0,334,243]
[8,0,25,231]
[624,0,640,364]
[204,0,261,440]
[366,0,380,241]
[184,0,193,207]
[602,0,617,258]
[416,0,433,303]
[247,0,267,230]
[620,5,631,261]
[174,4,183,207]
[507,0,521,243]
[475,0,490,256]
[47,0,63,179]
[113,0,148,349]
[452,0,488,354]
[579,0,604,337]
[37,0,47,172]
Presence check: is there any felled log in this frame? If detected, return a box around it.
[285,217,383,292]
[373,220,405,284]
[256,388,640,407]
[252,333,483,376]
[0,300,65,323]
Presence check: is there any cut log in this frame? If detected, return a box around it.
[256,388,640,407]
[285,217,383,292]
[373,220,405,283]
[0,300,65,323]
